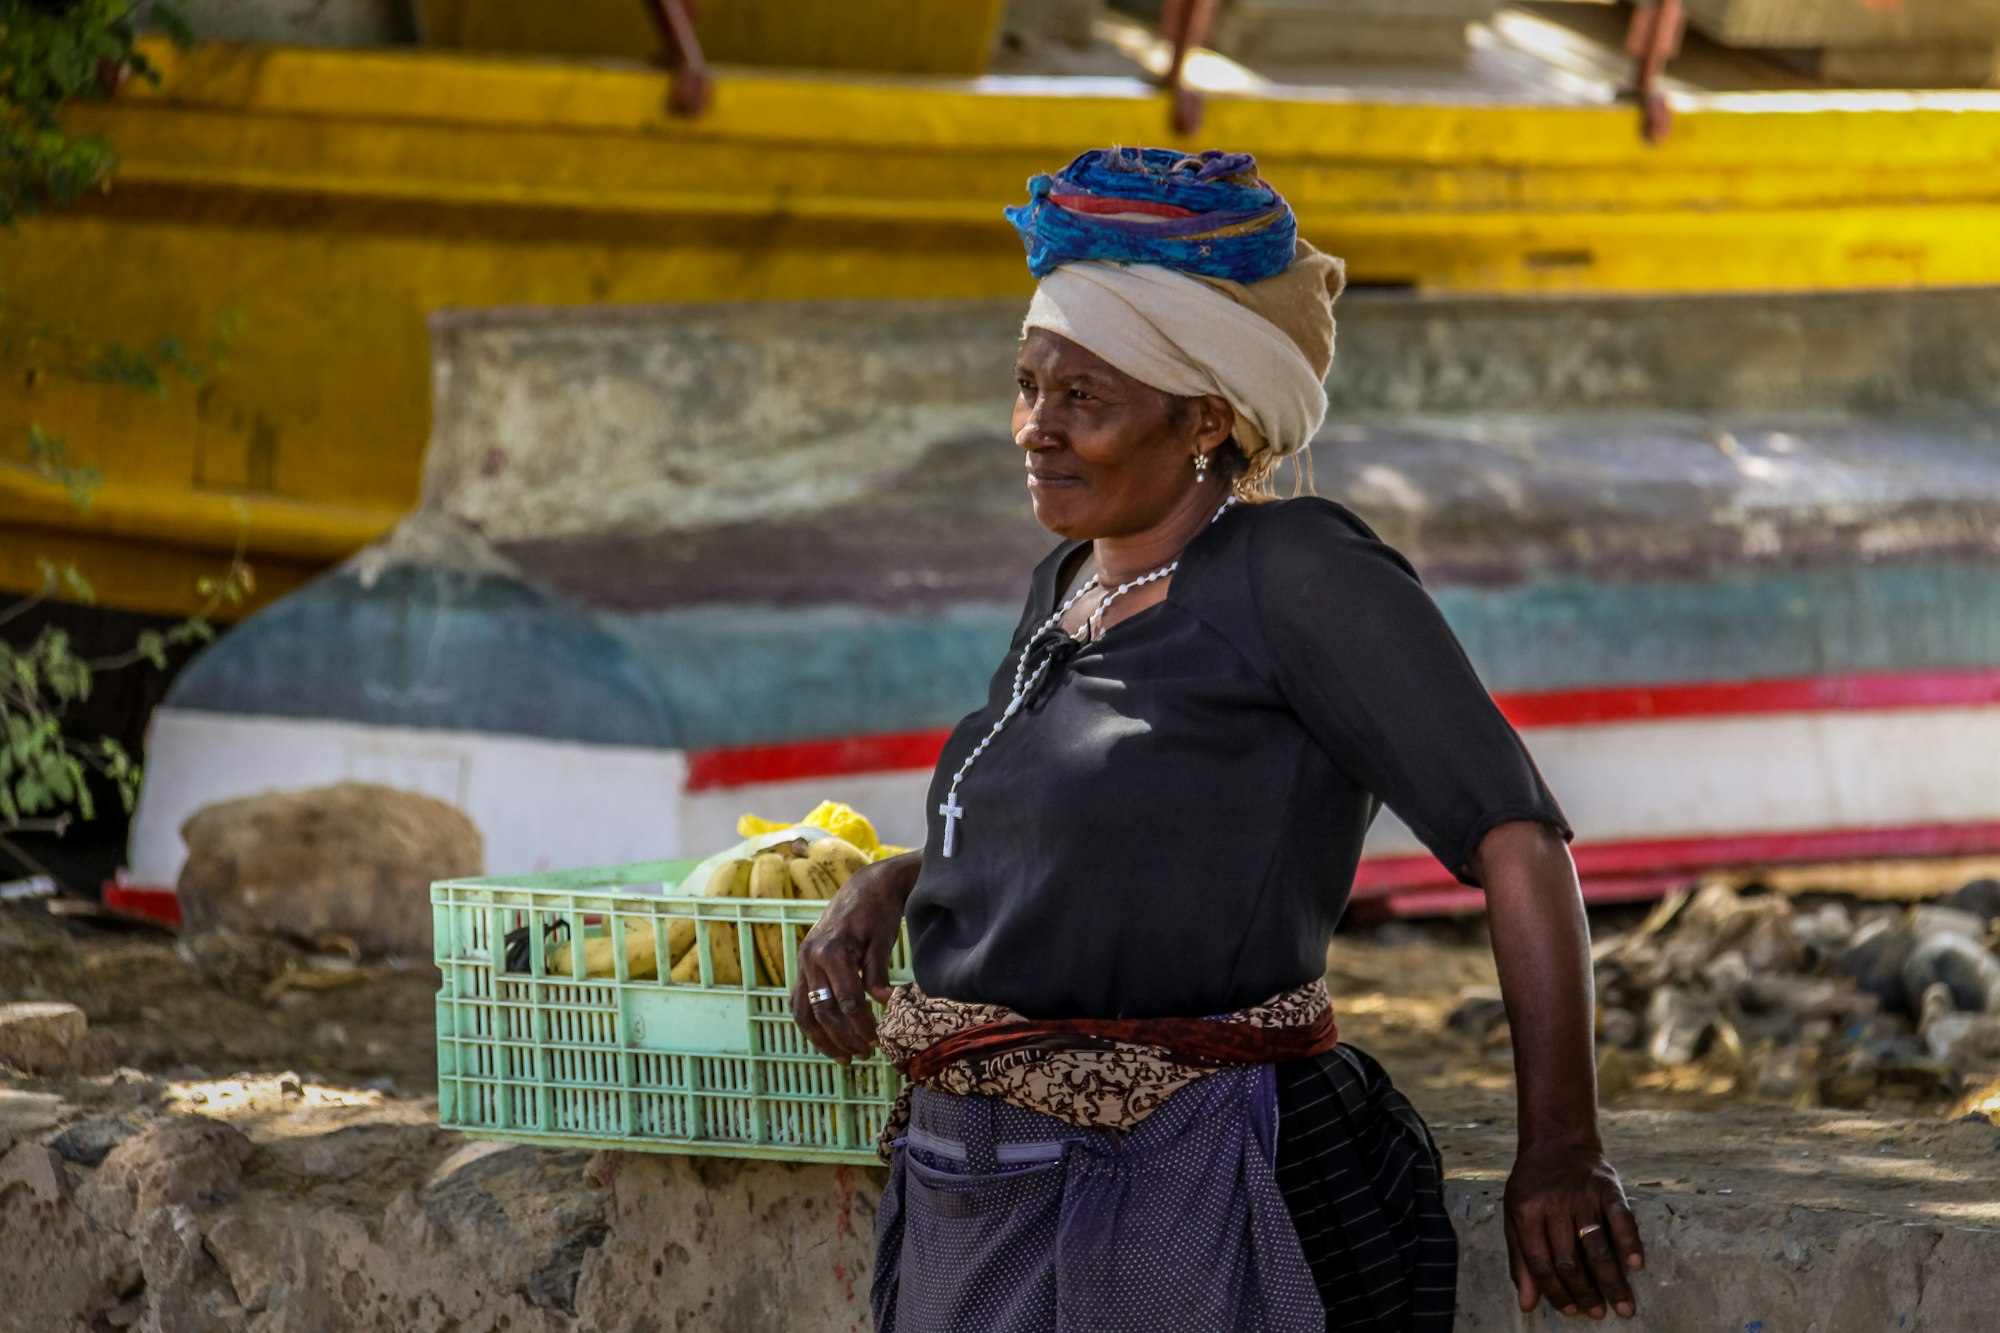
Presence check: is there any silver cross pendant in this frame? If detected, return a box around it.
[938,793,964,857]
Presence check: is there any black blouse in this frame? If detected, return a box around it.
[905,496,1571,1021]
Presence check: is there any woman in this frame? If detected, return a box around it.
[792,147,1644,1331]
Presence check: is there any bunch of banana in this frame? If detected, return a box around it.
[549,835,870,986]
[546,927,660,981]
[670,835,869,986]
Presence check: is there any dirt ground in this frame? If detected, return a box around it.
[0,903,440,1099]
[2,896,1983,1131]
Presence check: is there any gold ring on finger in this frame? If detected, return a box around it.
[1577,1224,1604,1240]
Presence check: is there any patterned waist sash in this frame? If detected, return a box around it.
[874,978,1339,1161]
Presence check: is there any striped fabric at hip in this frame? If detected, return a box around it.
[1273,1045,1459,1332]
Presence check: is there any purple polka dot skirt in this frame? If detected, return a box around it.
[871,1064,1327,1332]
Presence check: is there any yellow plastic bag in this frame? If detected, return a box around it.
[738,800,899,856]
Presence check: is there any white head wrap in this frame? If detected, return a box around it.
[1021,259,1330,458]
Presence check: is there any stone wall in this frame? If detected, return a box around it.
[5,1092,1997,1331]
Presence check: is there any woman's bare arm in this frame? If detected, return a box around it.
[1470,819,1645,1320]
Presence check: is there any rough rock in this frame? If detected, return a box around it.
[1739,973,1879,1023]
[0,1142,142,1328]
[178,928,304,999]
[1940,878,2000,924]
[0,1088,64,1151]
[1751,1042,1819,1101]
[573,1151,886,1333]
[0,1096,1998,1331]
[1595,1046,1635,1100]
[1646,885,1805,989]
[1600,1006,1641,1049]
[50,1115,146,1167]
[0,1001,116,1076]
[1446,986,1508,1042]
[1699,949,1752,1005]
[204,1209,291,1314]
[78,1120,254,1231]
[136,1203,246,1333]
[1836,919,1921,1009]
[1788,901,1855,962]
[1907,904,1993,942]
[246,1143,598,1333]
[1901,932,2000,1016]
[176,782,483,960]
[1918,985,2000,1073]
[1924,1012,2000,1071]
[1645,985,1718,1065]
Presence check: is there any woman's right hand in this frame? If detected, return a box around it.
[791,850,920,1064]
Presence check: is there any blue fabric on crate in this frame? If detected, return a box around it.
[871,1065,1324,1333]
[1004,147,1298,282]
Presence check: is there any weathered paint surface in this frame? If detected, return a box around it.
[131,286,2000,892]
[170,558,676,746]
[9,39,2000,613]
[160,289,2000,739]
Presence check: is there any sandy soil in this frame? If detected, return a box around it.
[2,897,1991,1179]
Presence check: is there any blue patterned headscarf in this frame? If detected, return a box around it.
[1004,147,1297,284]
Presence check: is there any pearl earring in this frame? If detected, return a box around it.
[1193,452,1211,483]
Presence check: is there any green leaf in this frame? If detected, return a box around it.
[14,777,48,815]
[26,422,61,464]
[163,617,213,645]
[134,629,167,670]
[64,462,102,511]
[60,565,96,604]
[151,3,197,50]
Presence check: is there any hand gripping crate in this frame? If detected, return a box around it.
[432,858,911,1163]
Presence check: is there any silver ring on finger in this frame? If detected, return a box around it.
[807,987,835,1005]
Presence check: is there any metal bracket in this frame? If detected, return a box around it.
[643,0,711,119]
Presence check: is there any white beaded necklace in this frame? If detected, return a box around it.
[937,493,1241,857]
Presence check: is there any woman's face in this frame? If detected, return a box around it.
[1012,329,1232,539]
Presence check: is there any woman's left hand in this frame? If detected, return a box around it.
[1503,1137,1644,1319]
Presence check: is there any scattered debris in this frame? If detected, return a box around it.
[1588,881,2000,1109]
[1444,985,1508,1044]
[0,875,57,902]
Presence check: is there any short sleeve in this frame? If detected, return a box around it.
[1249,500,1572,887]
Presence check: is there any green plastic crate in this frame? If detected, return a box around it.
[432,857,910,1163]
